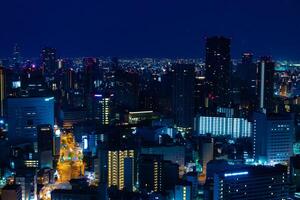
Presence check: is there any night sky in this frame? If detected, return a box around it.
[0,0,300,59]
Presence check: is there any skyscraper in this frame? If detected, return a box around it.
[236,53,257,96]
[97,147,136,191]
[256,56,275,113]
[172,63,195,128]
[93,93,112,125]
[41,47,57,75]
[138,154,179,192]
[233,53,257,111]
[12,44,21,68]
[205,36,231,106]
[7,97,55,145]
[37,124,54,168]
[83,58,99,119]
[252,112,294,164]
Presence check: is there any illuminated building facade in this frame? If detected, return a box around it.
[253,112,294,164]
[93,94,111,125]
[194,115,252,138]
[138,154,179,192]
[175,183,192,200]
[139,154,163,192]
[107,149,135,191]
[213,165,289,200]
[7,97,54,145]
[128,110,155,125]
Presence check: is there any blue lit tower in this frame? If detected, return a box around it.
[7,96,55,145]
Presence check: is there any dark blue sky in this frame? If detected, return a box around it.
[0,0,300,59]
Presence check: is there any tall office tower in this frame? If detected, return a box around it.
[97,147,136,191]
[236,53,257,105]
[256,56,275,113]
[205,36,231,106]
[63,68,75,91]
[93,93,112,125]
[7,97,54,145]
[41,47,57,75]
[0,67,5,117]
[175,182,192,200]
[138,154,179,192]
[12,44,21,68]
[194,73,206,113]
[213,165,289,200]
[252,112,294,164]
[37,124,53,168]
[83,58,99,119]
[172,63,195,128]
[139,154,163,192]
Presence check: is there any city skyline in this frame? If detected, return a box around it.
[1,1,300,200]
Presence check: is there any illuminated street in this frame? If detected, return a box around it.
[39,131,84,200]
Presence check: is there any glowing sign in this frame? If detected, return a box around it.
[224,171,248,177]
[44,97,54,101]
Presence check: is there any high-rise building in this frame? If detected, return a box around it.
[175,181,192,200]
[107,149,135,190]
[41,47,57,75]
[172,63,195,128]
[256,56,275,113]
[7,97,54,145]
[93,93,112,125]
[96,147,136,191]
[138,154,179,192]
[205,36,231,106]
[83,58,99,119]
[213,165,289,200]
[138,154,163,192]
[252,112,294,164]
[0,67,5,117]
[194,115,252,138]
[63,68,75,91]
[37,124,53,168]
[12,44,21,68]
[236,53,257,107]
